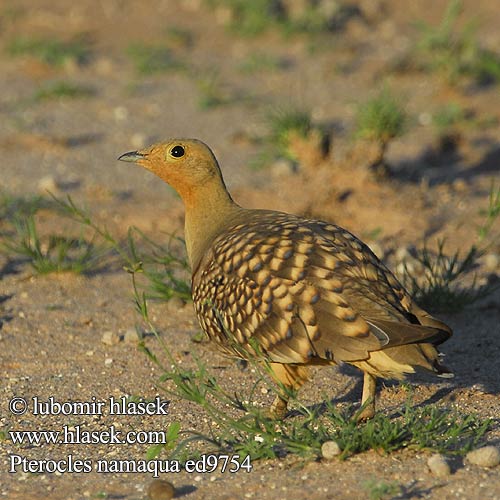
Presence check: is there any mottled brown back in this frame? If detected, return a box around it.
[192,210,451,368]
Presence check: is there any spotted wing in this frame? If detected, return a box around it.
[192,211,450,364]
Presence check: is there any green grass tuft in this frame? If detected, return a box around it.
[402,185,499,312]
[205,0,354,38]
[355,87,406,175]
[362,479,401,500]
[268,107,312,148]
[164,27,193,48]
[402,240,496,313]
[195,70,230,110]
[432,102,467,132]
[238,51,285,74]
[2,213,106,275]
[478,183,500,242]
[0,194,108,275]
[252,106,327,168]
[206,0,284,37]
[412,0,500,85]
[126,43,181,75]
[355,88,406,145]
[6,36,90,66]
[33,81,94,101]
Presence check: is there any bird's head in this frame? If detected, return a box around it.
[118,139,225,199]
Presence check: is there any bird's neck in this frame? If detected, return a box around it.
[182,180,241,272]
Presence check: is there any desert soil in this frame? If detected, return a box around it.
[0,1,499,499]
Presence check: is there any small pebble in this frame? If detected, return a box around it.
[124,328,140,343]
[104,358,113,366]
[418,112,432,126]
[427,454,451,477]
[466,446,500,468]
[452,178,467,192]
[483,254,499,271]
[101,331,120,346]
[114,106,129,122]
[321,440,341,459]
[37,175,59,193]
[147,479,175,500]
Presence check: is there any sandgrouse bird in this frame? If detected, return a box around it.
[119,139,453,420]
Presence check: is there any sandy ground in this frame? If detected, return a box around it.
[1,1,499,498]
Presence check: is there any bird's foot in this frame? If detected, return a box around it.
[260,396,288,420]
[356,401,375,422]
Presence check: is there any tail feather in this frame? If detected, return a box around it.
[352,342,454,380]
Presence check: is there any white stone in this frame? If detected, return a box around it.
[101,331,120,346]
[321,440,342,459]
[427,454,451,477]
[124,328,140,343]
[466,446,500,468]
[37,175,59,194]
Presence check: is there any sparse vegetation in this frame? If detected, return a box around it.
[1,193,190,292]
[355,87,406,175]
[269,107,313,157]
[402,184,500,312]
[206,0,284,37]
[133,282,491,463]
[478,183,500,241]
[6,36,90,66]
[164,27,193,49]
[127,229,191,302]
[2,215,104,274]
[33,81,94,101]
[362,479,402,500]
[402,241,489,313]
[410,0,500,85]
[126,43,181,75]
[430,103,497,152]
[0,195,107,275]
[253,107,327,169]
[52,196,191,301]
[206,0,356,38]
[195,70,229,109]
[0,192,52,221]
[238,51,285,74]
[432,102,468,133]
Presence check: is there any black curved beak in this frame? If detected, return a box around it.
[117,151,147,162]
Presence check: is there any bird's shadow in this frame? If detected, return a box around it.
[393,140,500,186]
[0,294,14,331]
[286,363,475,420]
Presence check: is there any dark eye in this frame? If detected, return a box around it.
[170,145,185,158]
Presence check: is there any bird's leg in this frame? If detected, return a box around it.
[265,363,310,419]
[357,372,377,421]
[269,394,288,420]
